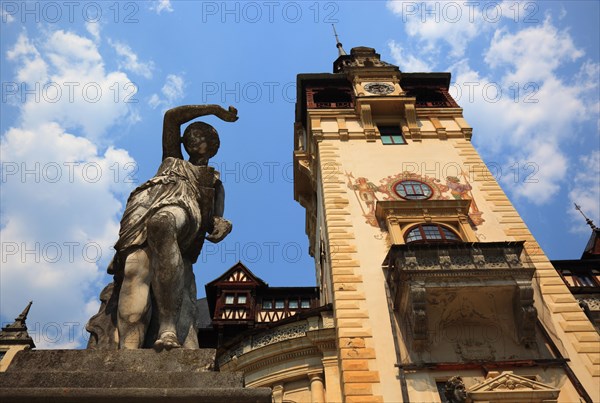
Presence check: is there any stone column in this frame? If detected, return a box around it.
[272,383,284,403]
[322,353,342,403]
[308,371,325,403]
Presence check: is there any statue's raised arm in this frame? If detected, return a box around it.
[162,105,238,160]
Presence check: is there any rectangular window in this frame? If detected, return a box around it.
[436,382,450,403]
[289,300,299,309]
[378,125,406,145]
[262,300,272,309]
[275,300,285,309]
[237,295,247,304]
[301,299,311,309]
[225,294,234,304]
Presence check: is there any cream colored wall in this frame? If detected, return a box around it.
[313,114,599,402]
[324,134,512,401]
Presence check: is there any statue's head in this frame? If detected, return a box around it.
[444,376,467,403]
[182,122,220,160]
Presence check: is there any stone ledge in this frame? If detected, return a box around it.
[0,371,244,389]
[5,349,216,373]
[1,349,271,403]
[0,387,272,403]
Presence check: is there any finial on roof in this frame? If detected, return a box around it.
[0,301,36,348]
[575,203,597,230]
[332,24,347,56]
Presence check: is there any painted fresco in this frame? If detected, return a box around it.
[346,170,485,228]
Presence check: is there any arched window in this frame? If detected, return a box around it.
[405,224,461,243]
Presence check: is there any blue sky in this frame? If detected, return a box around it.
[1,0,598,348]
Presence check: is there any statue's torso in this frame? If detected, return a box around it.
[114,157,220,259]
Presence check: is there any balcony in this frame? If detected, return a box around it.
[383,241,538,352]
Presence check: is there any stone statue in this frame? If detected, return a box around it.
[86,105,237,350]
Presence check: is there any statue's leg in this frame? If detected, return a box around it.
[180,263,200,349]
[117,248,151,349]
[147,206,188,350]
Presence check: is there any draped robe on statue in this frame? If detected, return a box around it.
[86,157,222,349]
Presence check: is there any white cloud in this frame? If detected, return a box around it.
[386,0,488,58]
[109,40,154,79]
[568,151,600,233]
[1,28,139,348]
[151,0,173,14]
[485,18,583,84]
[506,142,568,204]
[2,7,15,23]
[6,32,48,84]
[7,30,139,142]
[444,18,598,206]
[1,123,136,348]
[148,74,185,110]
[388,40,432,72]
[86,21,101,43]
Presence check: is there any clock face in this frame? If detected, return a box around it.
[364,82,395,95]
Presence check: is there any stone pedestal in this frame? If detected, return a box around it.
[0,349,271,403]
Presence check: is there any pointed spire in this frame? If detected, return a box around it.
[15,301,33,326]
[0,301,35,348]
[575,203,597,230]
[332,24,347,56]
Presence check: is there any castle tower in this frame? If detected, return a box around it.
[293,45,600,402]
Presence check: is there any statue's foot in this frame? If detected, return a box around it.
[154,331,181,351]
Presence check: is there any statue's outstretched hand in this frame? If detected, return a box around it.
[206,217,232,243]
[216,106,238,122]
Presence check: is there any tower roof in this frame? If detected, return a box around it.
[0,301,35,348]
[333,46,398,74]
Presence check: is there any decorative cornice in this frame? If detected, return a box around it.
[376,199,472,222]
[241,347,321,373]
[468,371,560,401]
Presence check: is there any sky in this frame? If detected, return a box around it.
[1,0,598,348]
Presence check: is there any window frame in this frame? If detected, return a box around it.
[393,179,434,200]
[377,125,407,145]
[404,223,462,244]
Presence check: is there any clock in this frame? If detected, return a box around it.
[364,82,395,95]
